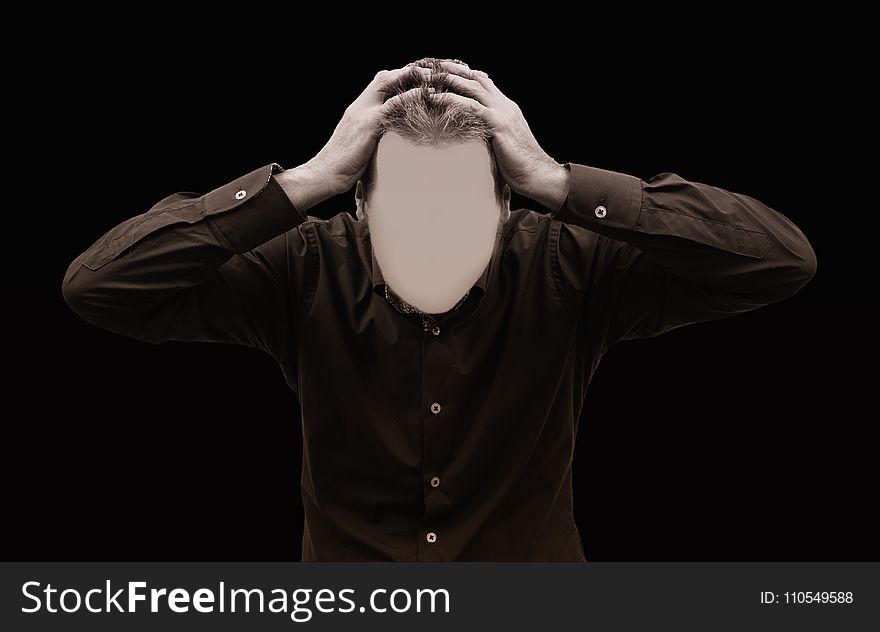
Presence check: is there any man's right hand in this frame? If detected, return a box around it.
[276,66,429,212]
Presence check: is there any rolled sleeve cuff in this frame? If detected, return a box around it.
[551,163,643,231]
[206,163,309,253]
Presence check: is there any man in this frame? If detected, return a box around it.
[62,58,817,561]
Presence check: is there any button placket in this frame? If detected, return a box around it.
[419,310,454,559]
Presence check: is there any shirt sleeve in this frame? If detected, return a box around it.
[551,163,817,351]
[61,164,312,367]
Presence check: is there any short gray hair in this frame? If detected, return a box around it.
[362,57,507,203]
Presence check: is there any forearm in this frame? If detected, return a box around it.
[62,164,309,342]
[274,160,345,213]
[523,162,571,211]
[552,163,817,303]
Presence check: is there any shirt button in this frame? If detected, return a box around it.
[431,325,441,336]
[430,476,441,488]
[426,532,437,543]
[430,402,441,414]
[594,205,607,218]
[235,189,247,200]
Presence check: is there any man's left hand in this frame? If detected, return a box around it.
[431,61,570,211]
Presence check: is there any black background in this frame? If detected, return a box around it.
[6,18,873,561]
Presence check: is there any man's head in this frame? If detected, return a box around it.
[356,58,509,314]
[355,57,510,224]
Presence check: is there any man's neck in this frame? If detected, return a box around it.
[383,282,471,317]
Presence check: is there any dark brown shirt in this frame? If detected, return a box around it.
[61,162,816,561]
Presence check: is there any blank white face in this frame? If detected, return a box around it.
[363,132,503,313]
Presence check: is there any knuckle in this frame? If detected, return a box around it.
[373,69,390,83]
[501,108,518,125]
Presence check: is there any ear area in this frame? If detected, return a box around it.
[501,183,511,223]
[355,180,366,221]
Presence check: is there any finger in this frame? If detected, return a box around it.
[441,73,493,106]
[428,91,488,116]
[368,66,431,98]
[376,65,431,87]
[437,61,496,91]
[379,86,428,112]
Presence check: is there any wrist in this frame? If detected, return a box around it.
[274,161,342,212]
[527,161,570,212]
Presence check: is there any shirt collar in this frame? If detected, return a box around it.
[369,222,504,298]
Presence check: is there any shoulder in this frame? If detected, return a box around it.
[289,209,364,246]
[505,208,552,236]
[503,207,576,252]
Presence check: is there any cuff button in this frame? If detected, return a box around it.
[594,205,607,219]
[235,189,247,200]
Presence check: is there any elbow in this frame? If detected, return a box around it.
[769,233,818,303]
[61,255,116,332]
[61,255,90,318]
[738,232,817,308]
[787,233,818,296]
[798,239,818,288]
[61,254,169,346]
